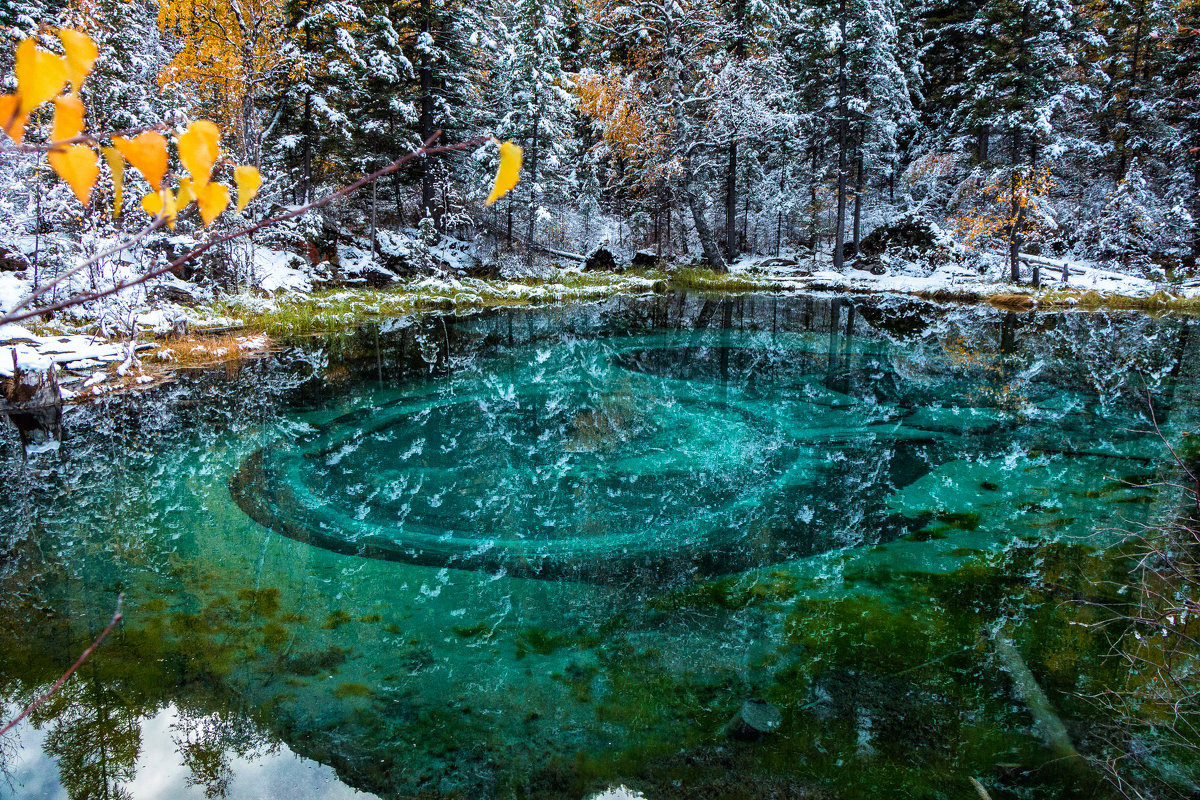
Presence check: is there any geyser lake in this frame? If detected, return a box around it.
[2,293,1197,799]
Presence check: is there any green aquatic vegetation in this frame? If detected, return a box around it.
[516,627,574,658]
[332,682,375,699]
[357,613,383,623]
[452,621,491,638]
[322,610,353,629]
[903,527,949,542]
[260,622,290,651]
[237,587,281,618]
[282,646,351,676]
[646,573,799,613]
[936,510,982,530]
[553,662,600,703]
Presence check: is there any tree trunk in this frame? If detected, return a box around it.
[684,179,726,273]
[525,112,540,268]
[419,0,435,220]
[833,0,849,270]
[302,92,312,203]
[976,124,990,162]
[726,140,738,263]
[852,122,865,256]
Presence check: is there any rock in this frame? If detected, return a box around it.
[585,247,617,272]
[758,257,799,269]
[0,246,30,272]
[147,284,200,307]
[724,699,782,741]
[359,266,397,289]
[631,250,659,269]
[855,213,952,272]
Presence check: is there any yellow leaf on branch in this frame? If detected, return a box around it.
[485,139,522,206]
[234,165,260,212]
[101,146,124,218]
[196,181,230,225]
[141,191,162,216]
[141,188,178,228]
[178,177,196,207]
[113,131,168,191]
[178,120,220,188]
[58,30,98,92]
[0,94,28,143]
[52,94,85,143]
[15,38,67,115]
[48,144,99,205]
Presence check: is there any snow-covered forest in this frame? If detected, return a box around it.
[1,0,1198,309]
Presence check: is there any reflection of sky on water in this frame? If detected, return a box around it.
[6,705,377,800]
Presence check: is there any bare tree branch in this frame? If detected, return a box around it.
[0,131,489,327]
[0,594,124,738]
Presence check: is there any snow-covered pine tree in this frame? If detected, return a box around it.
[497,0,574,265]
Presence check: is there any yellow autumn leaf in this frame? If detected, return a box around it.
[58,30,97,92]
[485,138,522,206]
[0,94,28,143]
[177,177,196,207]
[234,165,261,213]
[178,120,220,188]
[15,38,67,115]
[196,181,230,226]
[141,188,178,228]
[48,144,99,205]
[113,131,168,191]
[51,94,84,143]
[141,191,162,216]
[101,146,123,218]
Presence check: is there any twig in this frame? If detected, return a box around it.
[3,217,169,320]
[0,123,171,157]
[0,593,125,737]
[0,131,489,327]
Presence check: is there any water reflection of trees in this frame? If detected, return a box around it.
[1,295,1199,799]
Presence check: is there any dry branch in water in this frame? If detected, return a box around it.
[0,594,125,737]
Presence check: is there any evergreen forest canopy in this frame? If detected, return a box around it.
[1,0,1199,282]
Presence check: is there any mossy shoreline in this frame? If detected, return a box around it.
[186,267,1200,340]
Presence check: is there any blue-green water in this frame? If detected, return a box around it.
[2,294,1198,799]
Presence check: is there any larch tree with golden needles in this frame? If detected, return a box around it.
[954,165,1056,281]
[157,0,294,167]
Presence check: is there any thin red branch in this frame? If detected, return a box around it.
[0,123,171,156]
[0,594,124,738]
[0,131,489,327]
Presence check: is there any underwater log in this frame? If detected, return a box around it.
[988,624,1083,765]
[724,699,783,741]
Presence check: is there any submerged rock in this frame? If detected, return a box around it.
[724,699,782,740]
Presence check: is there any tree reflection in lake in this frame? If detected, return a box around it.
[2,293,1199,800]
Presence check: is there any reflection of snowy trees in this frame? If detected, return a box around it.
[1,296,1199,797]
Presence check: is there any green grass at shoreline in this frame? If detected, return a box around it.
[194,270,1200,338]
[196,271,671,336]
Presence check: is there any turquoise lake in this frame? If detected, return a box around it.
[2,293,1198,799]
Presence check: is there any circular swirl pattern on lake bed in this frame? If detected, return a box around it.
[231,331,1160,580]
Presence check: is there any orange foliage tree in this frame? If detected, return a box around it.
[157,0,294,166]
[954,166,1056,283]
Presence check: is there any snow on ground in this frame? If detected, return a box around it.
[0,323,129,377]
[586,786,646,800]
[256,247,313,293]
[733,251,1182,300]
